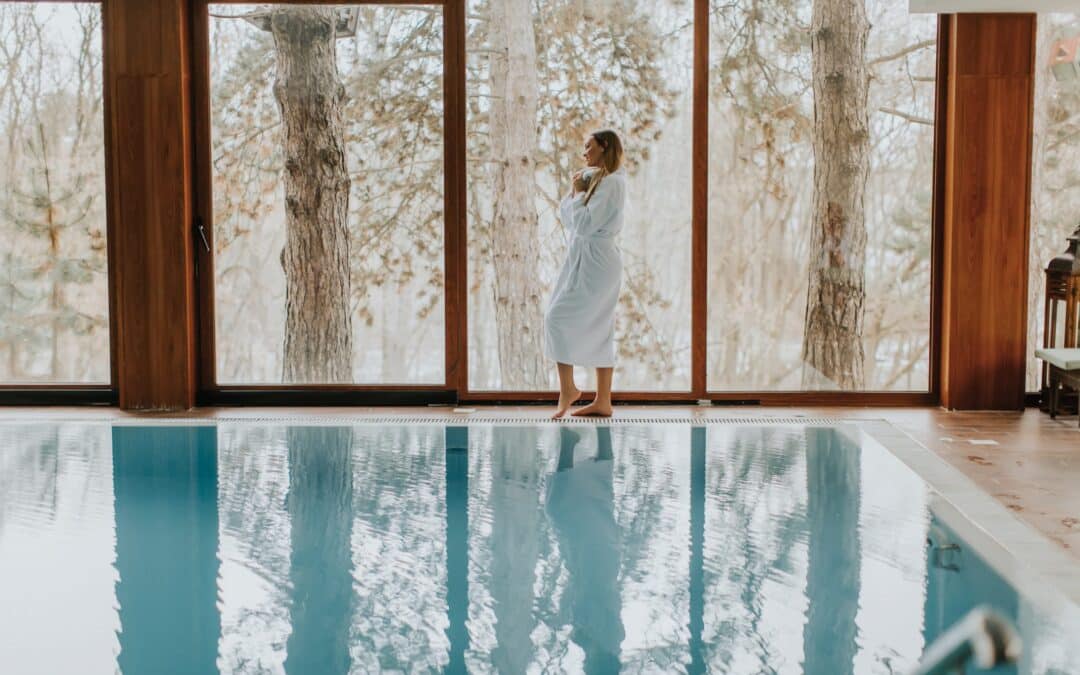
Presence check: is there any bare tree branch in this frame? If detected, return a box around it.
[878,106,932,126]
[868,39,935,67]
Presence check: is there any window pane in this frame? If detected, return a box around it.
[1028,14,1080,392]
[0,3,109,384]
[707,1,934,391]
[466,0,693,392]
[210,4,445,385]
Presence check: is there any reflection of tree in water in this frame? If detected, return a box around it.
[487,427,543,673]
[608,426,691,671]
[802,428,860,675]
[284,426,354,675]
[460,426,553,671]
[611,427,680,578]
[701,427,808,671]
[348,425,449,672]
[216,424,451,672]
[0,425,110,539]
[218,426,292,578]
[545,426,625,674]
[215,425,293,673]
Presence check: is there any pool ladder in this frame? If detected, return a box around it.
[911,605,1022,675]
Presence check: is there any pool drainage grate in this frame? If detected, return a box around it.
[0,415,860,426]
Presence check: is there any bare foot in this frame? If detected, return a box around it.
[571,400,613,417]
[552,387,583,419]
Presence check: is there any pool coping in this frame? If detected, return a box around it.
[852,419,1080,613]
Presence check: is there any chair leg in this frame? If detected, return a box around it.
[1049,373,1059,419]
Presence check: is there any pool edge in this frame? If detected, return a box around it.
[853,419,1080,612]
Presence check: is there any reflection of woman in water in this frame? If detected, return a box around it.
[545,426,625,673]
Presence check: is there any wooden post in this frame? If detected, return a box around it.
[691,0,708,398]
[940,13,1036,410]
[104,0,197,410]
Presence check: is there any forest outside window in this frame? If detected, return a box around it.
[706,1,936,392]
[0,2,109,385]
[200,0,940,397]
[465,0,694,393]
[1028,13,1080,393]
[209,3,446,385]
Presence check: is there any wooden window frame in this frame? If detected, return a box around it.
[190,0,946,406]
[0,0,117,405]
[0,0,947,407]
[192,0,460,405]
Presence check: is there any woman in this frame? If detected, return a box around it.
[545,129,626,419]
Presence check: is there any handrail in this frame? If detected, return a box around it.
[911,605,1022,675]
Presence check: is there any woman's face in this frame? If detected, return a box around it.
[583,136,604,167]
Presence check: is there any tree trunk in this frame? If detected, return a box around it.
[801,0,870,389]
[487,0,547,389]
[270,8,352,384]
[31,120,64,380]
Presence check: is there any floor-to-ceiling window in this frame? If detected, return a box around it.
[1028,13,1080,393]
[464,0,694,393]
[206,3,446,386]
[0,2,109,385]
[706,0,937,392]
[194,0,939,401]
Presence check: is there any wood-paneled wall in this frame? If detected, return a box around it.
[940,13,1036,410]
[104,0,198,410]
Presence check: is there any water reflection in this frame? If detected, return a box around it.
[2,422,1080,674]
[284,427,354,675]
[689,427,706,674]
[445,426,469,674]
[802,427,860,675]
[546,427,625,673]
[348,425,448,671]
[700,427,809,671]
[488,427,543,673]
[112,426,220,675]
[216,425,291,673]
[0,424,117,674]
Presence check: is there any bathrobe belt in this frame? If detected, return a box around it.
[569,231,617,243]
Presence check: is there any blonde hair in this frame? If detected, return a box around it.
[583,129,624,205]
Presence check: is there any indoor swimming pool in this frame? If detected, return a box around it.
[0,420,1077,674]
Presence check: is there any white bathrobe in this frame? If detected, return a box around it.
[544,169,626,367]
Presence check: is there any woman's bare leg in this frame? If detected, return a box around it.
[553,363,582,419]
[573,367,614,417]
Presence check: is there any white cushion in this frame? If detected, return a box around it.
[1035,348,1080,371]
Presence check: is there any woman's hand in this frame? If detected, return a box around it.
[570,169,586,196]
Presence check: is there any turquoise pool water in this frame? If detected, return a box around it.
[0,422,1077,674]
